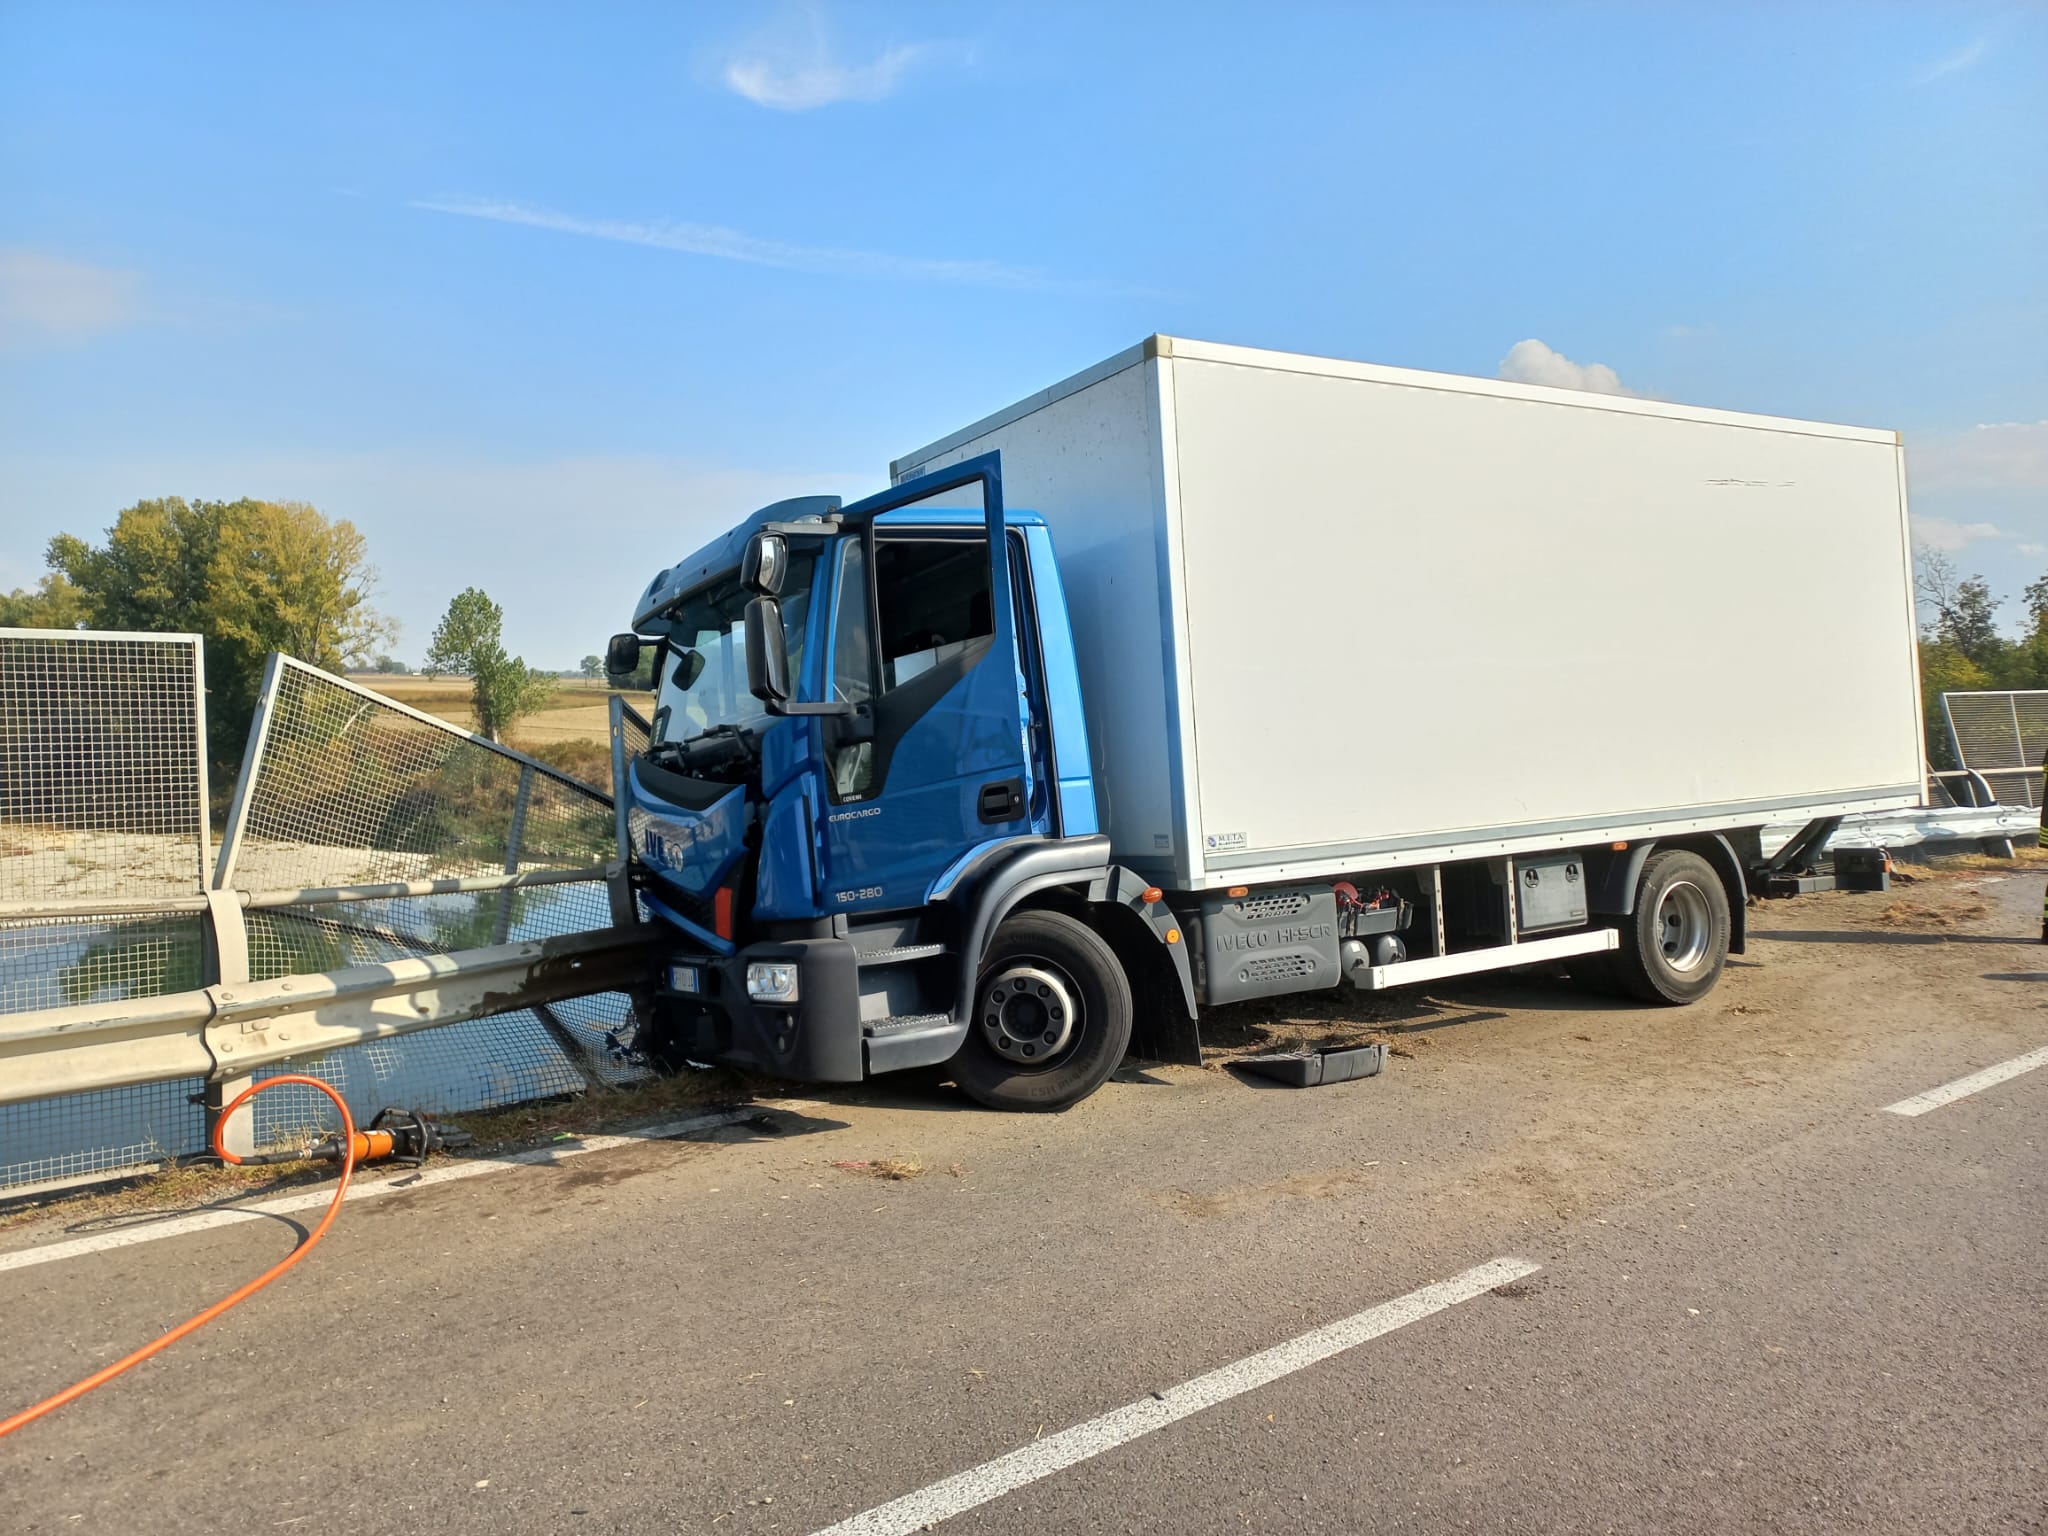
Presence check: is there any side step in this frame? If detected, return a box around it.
[861,1011,966,1076]
[863,1012,951,1037]
[856,943,948,966]
[1353,928,1617,991]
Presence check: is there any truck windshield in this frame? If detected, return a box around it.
[653,550,818,744]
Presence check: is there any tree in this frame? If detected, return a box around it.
[372,655,410,674]
[1918,640,1991,771]
[425,587,554,743]
[2019,572,2048,635]
[1914,547,2002,669]
[580,654,604,682]
[607,648,656,692]
[0,571,89,629]
[43,496,391,769]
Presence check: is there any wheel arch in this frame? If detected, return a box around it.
[1586,835,1747,955]
[945,835,1111,1025]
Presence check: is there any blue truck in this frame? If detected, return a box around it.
[607,338,1923,1110]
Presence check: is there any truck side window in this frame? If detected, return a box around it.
[873,537,993,689]
[829,538,874,704]
[823,531,996,803]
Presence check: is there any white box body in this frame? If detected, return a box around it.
[894,337,1924,890]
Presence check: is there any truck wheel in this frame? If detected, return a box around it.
[1611,849,1730,1004]
[952,909,1133,1111]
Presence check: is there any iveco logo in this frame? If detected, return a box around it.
[629,808,706,869]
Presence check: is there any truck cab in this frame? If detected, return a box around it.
[611,454,1189,1111]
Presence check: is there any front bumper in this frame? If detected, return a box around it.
[652,936,866,1082]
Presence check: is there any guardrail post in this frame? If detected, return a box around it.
[200,889,255,1158]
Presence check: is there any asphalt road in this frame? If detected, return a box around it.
[3,865,2044,1534]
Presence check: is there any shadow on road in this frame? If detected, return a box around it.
[1751,930,2033,947]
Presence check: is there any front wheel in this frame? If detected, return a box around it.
[1611,849,1730,1004]
[951,909,1132,1111]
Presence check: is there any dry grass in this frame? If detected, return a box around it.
[0,1066,760,1231]
[0,1158,334,1233]
[1936,845,2048,871]
[451,1064,754,1150]
[830,1157,926,1180]
[1876,895,1992,928]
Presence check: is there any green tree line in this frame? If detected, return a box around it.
[1,497,390,772]
[1916,548,2048,769]
[1,496,590,771]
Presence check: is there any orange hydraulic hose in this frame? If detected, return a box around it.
[0,1074,356,1439]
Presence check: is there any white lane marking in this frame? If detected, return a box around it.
[0,1106,765,1273]
[1882,1044,2048,1117]
[809,1256,1539,1536]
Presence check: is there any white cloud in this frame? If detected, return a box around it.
[415,196,1138,295]
[1918,38,1988,82]
[725,40,948,111]
[0,249,142,347]
[1497,339,1637,397]
[1910,421,2048,492]
[717,7,965,111]
[1912,515,2002,553]
[2019,543,2048,558]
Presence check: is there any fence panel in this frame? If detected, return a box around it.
[1940,691,2048,809]
[4,642,653,1196]
[1,630,213,1191]
[206,659,647,1147]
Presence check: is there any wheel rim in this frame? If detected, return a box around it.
[980,959,1081,1067]
[1656,880,1713,973]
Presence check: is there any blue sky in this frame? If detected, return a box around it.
[3,2,2044,665]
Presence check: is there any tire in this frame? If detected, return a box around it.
[1610,849,1730,1004]
[951,909,1133,1111]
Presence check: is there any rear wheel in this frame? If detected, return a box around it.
[1611,849,1730,1004]
[951,909,1132,1111]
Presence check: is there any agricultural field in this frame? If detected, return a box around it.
[346,674,653,780]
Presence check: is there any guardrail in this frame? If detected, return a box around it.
[3,631,659,1195]
[0,925,653,1106]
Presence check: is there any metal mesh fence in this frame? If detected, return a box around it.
[0,912,205,1015]
[1,632,212,1192]
[219,658,613,889]
[1,630,207,906]
[237,884,642,1146]
[2,649,650,1193]
[1942,691,2048,806]
[0,1078,209,1192]
[206,666,648,1149]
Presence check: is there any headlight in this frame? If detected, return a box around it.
[746,962,800,1003]
[666,963,700,994]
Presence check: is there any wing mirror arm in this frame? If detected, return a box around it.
[743,597,853,718]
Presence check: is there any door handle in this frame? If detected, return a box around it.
[978,779,1025,824]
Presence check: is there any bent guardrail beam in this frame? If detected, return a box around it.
[0,927,656,1107]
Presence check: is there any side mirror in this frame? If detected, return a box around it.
[606,633,641,674]
[743,596,790,705]
[741,532,788,597]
